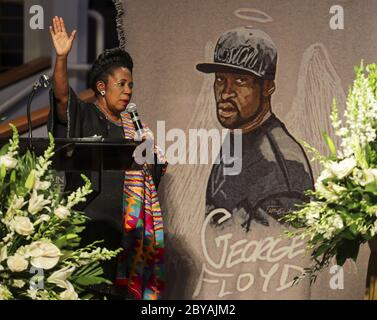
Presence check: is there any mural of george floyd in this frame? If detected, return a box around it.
[122,0,375,299]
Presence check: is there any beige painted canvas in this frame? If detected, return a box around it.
[123,0,376,299]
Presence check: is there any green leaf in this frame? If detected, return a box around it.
[0,165,6,180]
[335,239,360,266]
[322,131,337,156]
[0,144,9,156]
[81,264,103,277]
[312,245,330,260]
[10,170,16,184]
[65,234,79,240]
[80,293,95,300]
[365,182,377,195]
[25,170,35,191]
[74,276,111,286]
[340,228,356,241]
[349,223,360,236]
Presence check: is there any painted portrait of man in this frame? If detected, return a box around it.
[196,27,314,232]
[124,0,372,300]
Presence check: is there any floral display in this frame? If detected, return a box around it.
[0,126,121,299]
[284,63,377,283]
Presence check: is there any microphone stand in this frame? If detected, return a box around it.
[26,75,51,151]
[26,89,36,151]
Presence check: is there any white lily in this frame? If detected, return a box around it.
[59,281,79,300]
[10,196,26,211]
[28,189,51,215]
[10,216,34,236]
[47,266,76,289]
[34,178,51,191]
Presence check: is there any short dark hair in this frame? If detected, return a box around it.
[88,48,133,95]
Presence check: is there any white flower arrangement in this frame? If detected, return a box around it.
[0,126,121,299]
[284,63,377,283]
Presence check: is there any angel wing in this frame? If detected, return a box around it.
[161,41,223,298]
[284,43,370,299]
[284,43,347,178]
[161,41,219,239]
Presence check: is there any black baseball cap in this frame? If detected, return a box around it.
[196,26,277,80]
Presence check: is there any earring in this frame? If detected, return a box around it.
[100,90,106,96]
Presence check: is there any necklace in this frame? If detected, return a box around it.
[94,103,122,127]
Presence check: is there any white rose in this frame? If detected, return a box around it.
[54,206,70,220]
[26,241,61,270]
[28,189,51,215]
[0,155,17,169]
[328,158,357,180]
[47,266,75,289]
[59,282,79,300]
[7,254,28,272]
[11,216,34,236]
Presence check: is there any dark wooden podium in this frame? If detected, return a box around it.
[0,137,141,203]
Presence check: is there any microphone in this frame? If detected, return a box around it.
[32,74,51,91]
[125,103,144,137]
[27,74,51,150]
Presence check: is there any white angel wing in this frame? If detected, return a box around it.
[284,43,347,178]
[284,43,369,299]
[162,41,219,239]
[161,42,221,298]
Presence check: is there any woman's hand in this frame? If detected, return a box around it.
[49,16,77,58]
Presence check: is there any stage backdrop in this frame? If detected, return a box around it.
[123,0,376,299]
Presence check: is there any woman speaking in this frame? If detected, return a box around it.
[48,16,166,300]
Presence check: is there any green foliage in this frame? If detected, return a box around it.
[283,62,377,283]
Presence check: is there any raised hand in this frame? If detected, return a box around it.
[49,16,77,57]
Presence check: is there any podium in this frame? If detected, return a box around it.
[0,137,141,205]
